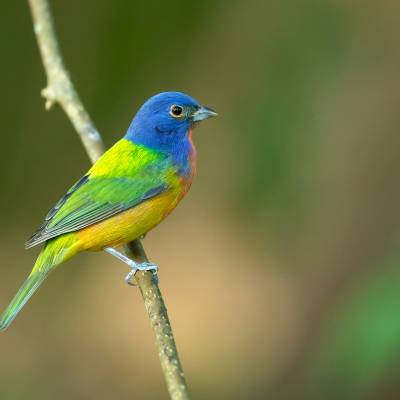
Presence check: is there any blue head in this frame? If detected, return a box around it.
[125,92,216,157]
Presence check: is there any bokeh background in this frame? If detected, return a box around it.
[1,1,400,399]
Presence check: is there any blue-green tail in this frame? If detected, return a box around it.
[0,237,77,331]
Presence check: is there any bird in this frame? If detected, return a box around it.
[0,91,217,331]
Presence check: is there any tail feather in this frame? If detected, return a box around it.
[0,235,77,331]
[0,271,48,331]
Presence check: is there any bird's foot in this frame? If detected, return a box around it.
[103,247,159,286]
[125,261,159,286]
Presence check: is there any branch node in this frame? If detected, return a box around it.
[41,86,55,110]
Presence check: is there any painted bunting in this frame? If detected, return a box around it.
[0,92,216,331]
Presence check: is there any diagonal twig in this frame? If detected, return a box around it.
[27,1,190,399]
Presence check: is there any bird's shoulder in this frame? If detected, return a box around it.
[88,138,168,178]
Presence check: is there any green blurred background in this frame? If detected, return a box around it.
[1,1,400,399]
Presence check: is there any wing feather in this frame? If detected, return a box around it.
[25,175,166,249]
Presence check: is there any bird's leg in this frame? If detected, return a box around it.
[103,247,158,286]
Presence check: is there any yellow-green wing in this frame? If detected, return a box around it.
[26,174,166,248]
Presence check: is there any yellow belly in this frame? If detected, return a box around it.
[75,190,181,251]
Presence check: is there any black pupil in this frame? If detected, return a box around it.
[172,106,183,116]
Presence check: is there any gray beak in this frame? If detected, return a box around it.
[192,106,218,122]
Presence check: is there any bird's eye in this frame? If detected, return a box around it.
[170,105,183,118]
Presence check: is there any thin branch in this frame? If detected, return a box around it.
[27,1,190,399]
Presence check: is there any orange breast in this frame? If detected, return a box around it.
[180,128,197,196]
